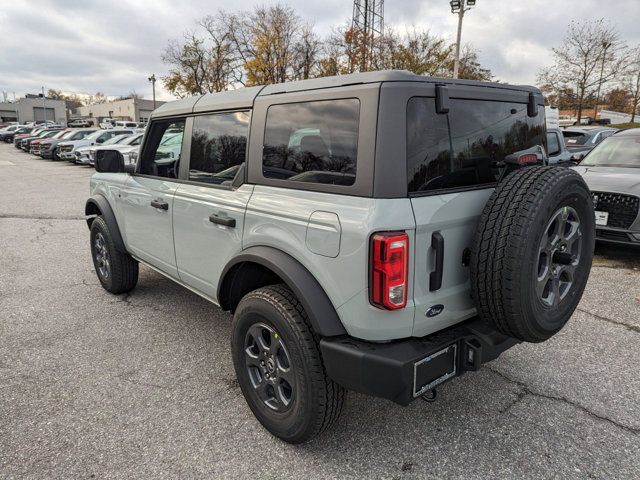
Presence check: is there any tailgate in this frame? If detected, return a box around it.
[410,189,493,337]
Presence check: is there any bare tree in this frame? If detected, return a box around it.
[223,4,303,86]
[623,46,640,122]
[538,19,628,123]
[161,19,236,97]
[292,26,321,80]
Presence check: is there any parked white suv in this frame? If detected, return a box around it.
[58,129,135,161]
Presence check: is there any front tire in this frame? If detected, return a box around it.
[231,285,345,443]
[90,216,138,294]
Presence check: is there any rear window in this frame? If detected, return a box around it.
[562,131,588,145]
[262,99,359,186]
[407,98,546,194]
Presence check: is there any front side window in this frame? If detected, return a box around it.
[189,111,249,185]
[262,99,359,186]
[139,119,185,179]
[407,98,546,193]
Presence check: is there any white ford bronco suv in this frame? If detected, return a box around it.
[86,71,595,443]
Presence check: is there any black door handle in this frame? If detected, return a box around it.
[209,214,236,228]
[150,200,168,210]
[429,231,444,291]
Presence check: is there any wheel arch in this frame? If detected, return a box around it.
[218,246,347,338]
[85,194,126,253]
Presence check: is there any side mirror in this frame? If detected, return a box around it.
[95,150,126,173]
[96,137,105,144]
[570,153,585,164]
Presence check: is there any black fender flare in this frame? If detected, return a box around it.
[218,246,347,337]
[85,194,126,253]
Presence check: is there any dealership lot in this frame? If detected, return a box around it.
[0,143,639,479]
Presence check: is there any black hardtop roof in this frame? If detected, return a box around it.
[258,70,540,95]
[153,70,541,118]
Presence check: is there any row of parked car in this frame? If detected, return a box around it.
[0,124,143,165]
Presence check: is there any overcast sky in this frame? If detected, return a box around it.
[1,0,639,102]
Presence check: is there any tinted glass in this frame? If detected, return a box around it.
[547,132,561,156]
[139,119,185,179]
[563,131,588,146]
[262,99,359,186]
[580,136,640,168]
[407,98,546,193]
[189,111,249,185]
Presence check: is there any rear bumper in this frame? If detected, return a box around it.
[320,318,518,406]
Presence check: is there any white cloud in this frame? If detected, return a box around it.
[0,0,638,102]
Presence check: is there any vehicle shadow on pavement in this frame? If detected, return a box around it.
[593,243,640,270]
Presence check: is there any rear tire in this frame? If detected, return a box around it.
[470,167,595,342]
[231,285,345,443]
[90,216,138,294]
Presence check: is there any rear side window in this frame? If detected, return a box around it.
[262,99,359,186]
[189,111,249,185]
[407,98,546,194]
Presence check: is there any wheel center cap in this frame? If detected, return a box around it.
[266,358,275,373]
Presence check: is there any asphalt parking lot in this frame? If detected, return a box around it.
[0,143,639,479]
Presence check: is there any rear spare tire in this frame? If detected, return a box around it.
[470,166,595,342]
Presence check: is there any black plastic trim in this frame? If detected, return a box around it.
[320,318,519,405]
[218,246,347,337]
[85,194,126,252]
[429,231,444,291]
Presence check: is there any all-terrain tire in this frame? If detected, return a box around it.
[90,216,138,294]
[470,167,595,342]
[231,285,345,443]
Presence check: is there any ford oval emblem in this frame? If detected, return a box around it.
[426,304,444,317]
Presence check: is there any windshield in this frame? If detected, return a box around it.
[102,134,129,145]
[160,133,182,146]
[70,130,94,140]
[580,136,640,168]
[122,134,143,145]
[84,130,104,141]
[52,130,69,139]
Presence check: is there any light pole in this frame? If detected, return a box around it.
[450,0,476,79]
[593,40,611,121]
[148,74,157,110]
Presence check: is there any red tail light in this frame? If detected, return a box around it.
[517,153,538,165]
[370,232,409,310]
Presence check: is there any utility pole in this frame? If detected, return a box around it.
[148,74,157,110]
[41,86,47,123]
[593,41,611,121]
[450,0,477,79]
[13,92,18,124]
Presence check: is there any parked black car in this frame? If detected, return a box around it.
[0,126,33,143]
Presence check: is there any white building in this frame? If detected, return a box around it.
[73,98,165,125]
[0,95,66,124]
